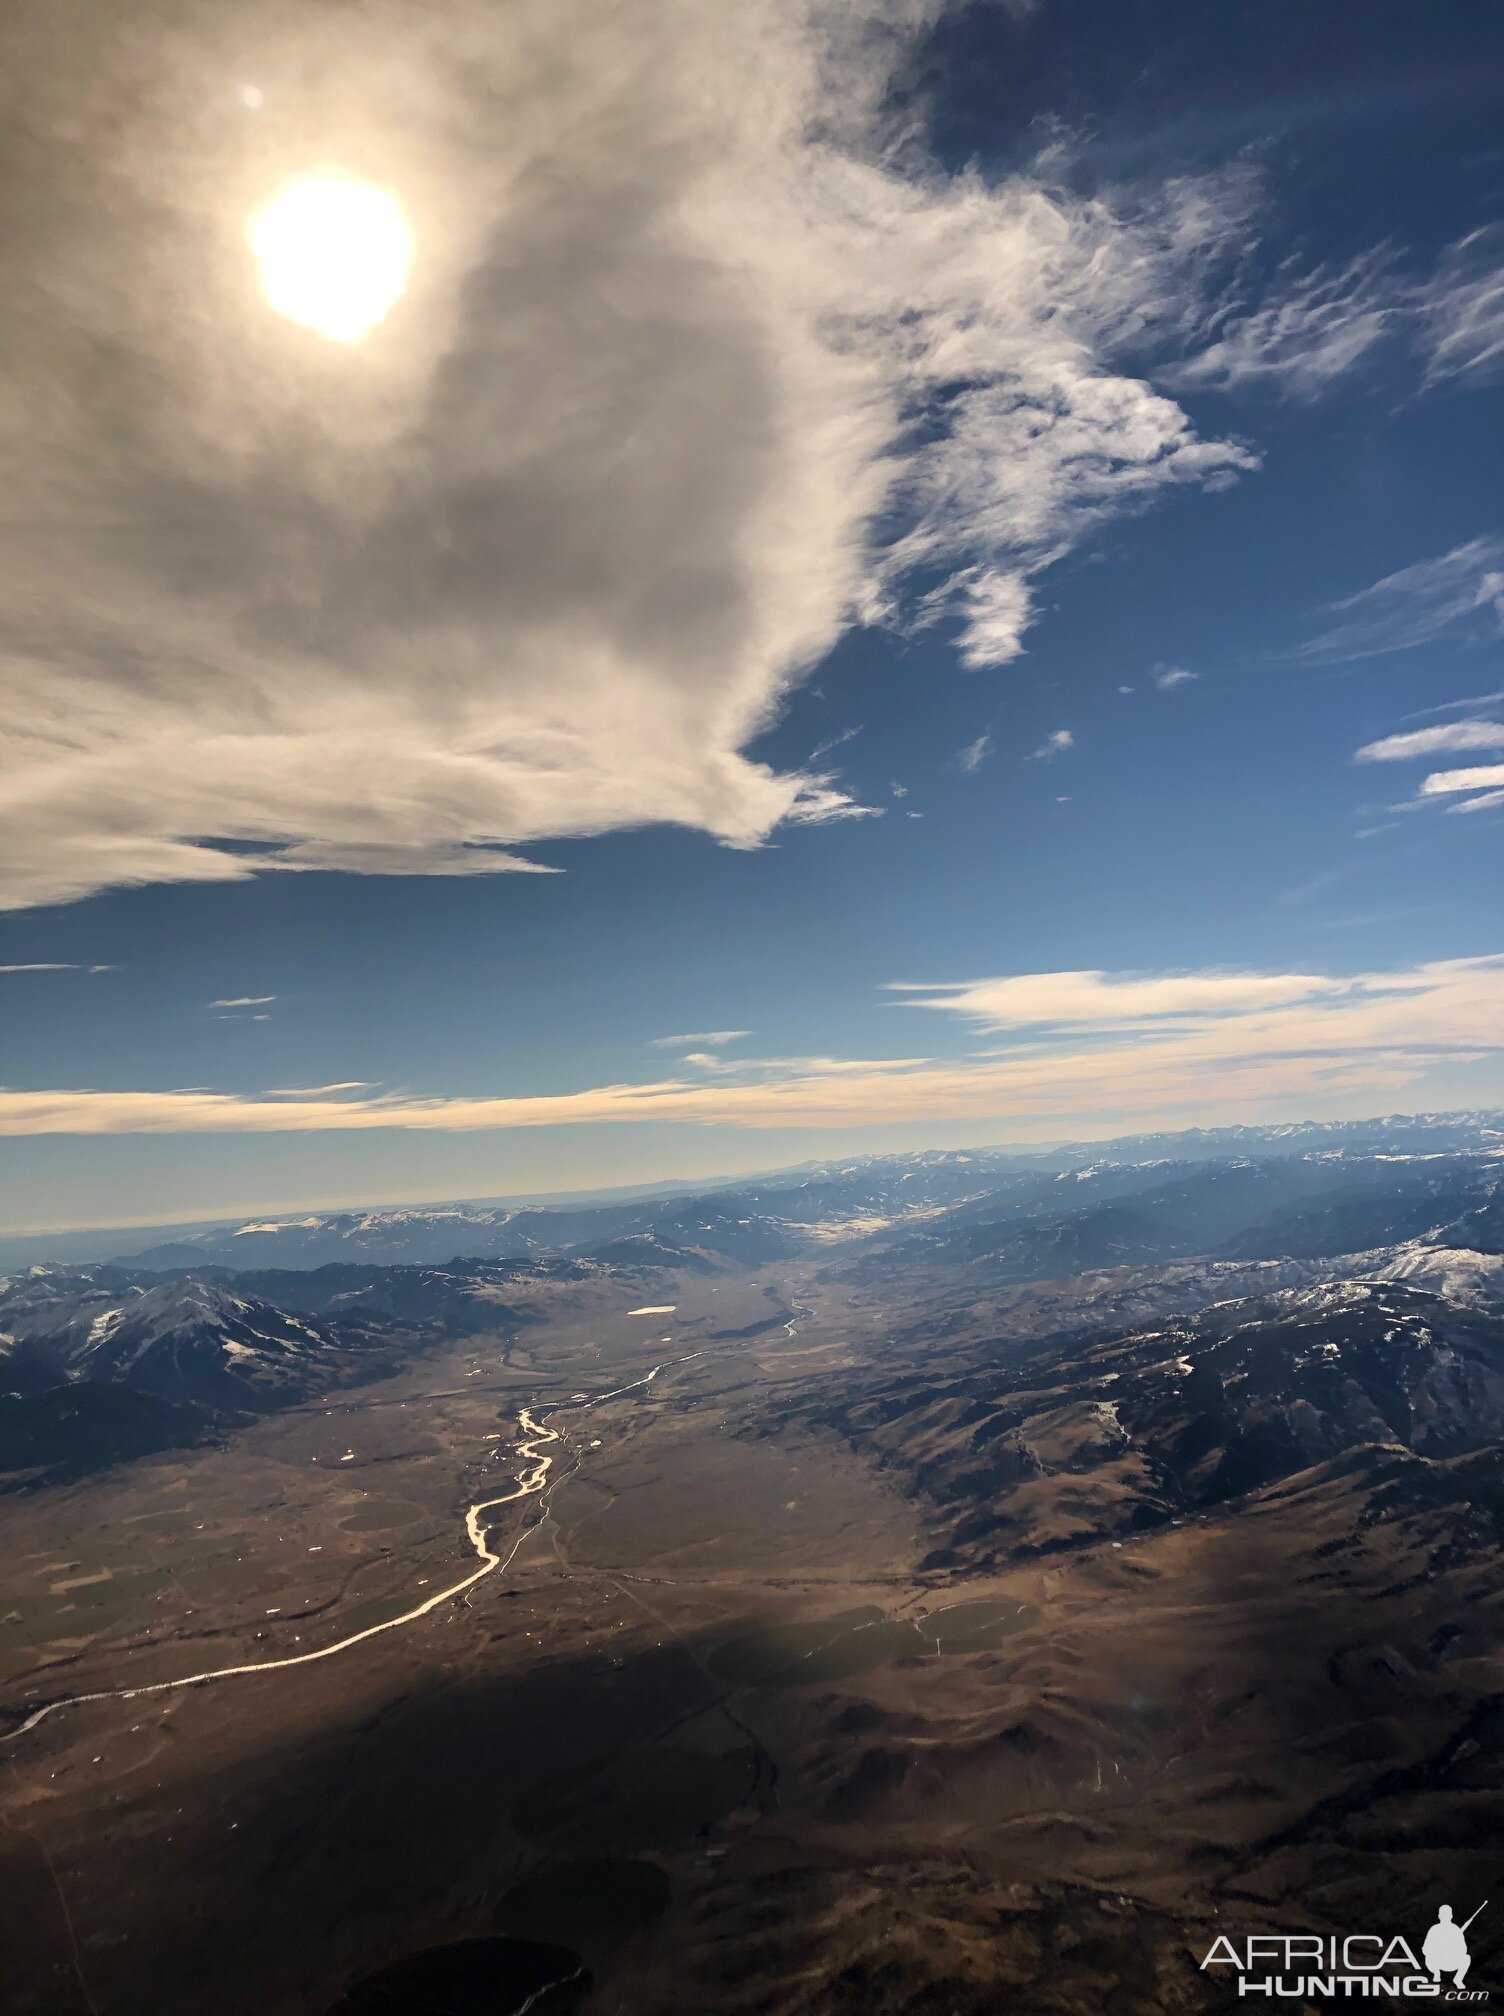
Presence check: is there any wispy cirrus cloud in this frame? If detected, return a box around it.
[886,966,1345,1032]
[1172,248,1403,399]
[1401,688,1504,721]
[1356,720,1504,762]
[1291,537,1504,664]
[209,995,277,1009]
[265,1081,374,1098]
[955,732,994,775]
[1152,665,1198,690]
[5,958,1500,1139]
[0,962,114,975]
[0,0,1277,914]
[649,1030,751,1051]
[1171,226,1504,401]
[1418,225,1504,389]
[1350,714,1504,823]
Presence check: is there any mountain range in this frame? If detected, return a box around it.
[2,1117,1499,1490]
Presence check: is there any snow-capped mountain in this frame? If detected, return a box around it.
[0,1269,378,1410]
[1115,1278,1504,1481]
[792,1274,1504,1575]
[1357,1241,1504,1307]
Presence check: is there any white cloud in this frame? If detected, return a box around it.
[266,1081,374,1097]
[1355,717,1504,831]
[4,957,1501,1138]
[1172,249,1402,399]
[1292,538,1504,664]
[945,571,1036,672]
[956,732,994,774]
[269,842,558,879]
[1172,227,1504,400]
[1418,225,1504,389]
[1419,764,1504,798]
[0,962,107,974]
[887,966,1344,1031]
[1152,664,1197,689]
[1402,688,1504,720]
[1027,728,1074,760]
[209,994,277,1009]
[0,0,1266,913]
[806,725,862,765]
[1355,720,1504,763]
[649,1030,750,1050]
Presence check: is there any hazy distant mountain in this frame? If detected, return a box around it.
[116,1201,651,1273]
[35,1116,1481,1277]
[842,1149,1502,1284]
[4,1116,1499,1278]
[95,1151,1020,1272]
[1048,1110,1504,1162]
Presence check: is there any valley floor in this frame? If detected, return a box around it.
[2,1262,1501,2014]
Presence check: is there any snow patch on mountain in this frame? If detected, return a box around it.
[1361,1242,1504,1306]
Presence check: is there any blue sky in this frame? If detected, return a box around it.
[2,0,1501,1231]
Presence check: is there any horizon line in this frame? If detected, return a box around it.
[2,1103,1497,1245]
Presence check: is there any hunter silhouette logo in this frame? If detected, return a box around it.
[1200,1901,1489,2000]
[1425,1906,1484,1991]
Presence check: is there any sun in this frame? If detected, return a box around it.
[246,173,413,344]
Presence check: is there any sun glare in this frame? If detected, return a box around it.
[246,173,413,343]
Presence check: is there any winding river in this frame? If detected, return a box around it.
[3,1362,667,1744]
